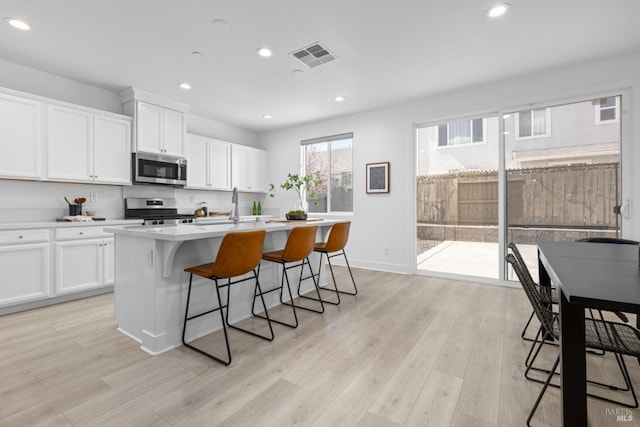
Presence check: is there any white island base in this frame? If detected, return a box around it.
[107,220,337,355]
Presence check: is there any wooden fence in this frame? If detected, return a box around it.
[417,163,619,228]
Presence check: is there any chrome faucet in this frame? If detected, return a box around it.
[231,187,240,224]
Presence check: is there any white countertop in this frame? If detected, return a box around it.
[106,219,337,242]
[0,219,143,231]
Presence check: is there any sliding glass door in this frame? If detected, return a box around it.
[504,96,622,278]
[416,113,500,279]
[416,93,628,281]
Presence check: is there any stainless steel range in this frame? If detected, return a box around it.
[125,198,195,226]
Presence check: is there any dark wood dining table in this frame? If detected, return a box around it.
[537,240,640,426]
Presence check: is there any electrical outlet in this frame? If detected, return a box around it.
[383,247,389,255]
[189,195,195,204]
[90,192,98,202]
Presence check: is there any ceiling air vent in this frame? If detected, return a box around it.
[291,43,336,68]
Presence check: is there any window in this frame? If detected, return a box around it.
[595,96,619,125]
[302,133,353,213]
[437,118,484,146]
[516,108,550,140]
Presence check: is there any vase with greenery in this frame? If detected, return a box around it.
[269,172,323,220]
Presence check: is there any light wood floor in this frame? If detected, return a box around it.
[2,267,639,427]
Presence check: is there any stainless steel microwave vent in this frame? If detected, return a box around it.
[291,43,336,68]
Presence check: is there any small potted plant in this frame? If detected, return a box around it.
[269,172,323,220]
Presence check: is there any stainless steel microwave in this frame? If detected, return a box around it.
[132,152,187,186]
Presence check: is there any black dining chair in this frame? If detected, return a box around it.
[507,253,640,426]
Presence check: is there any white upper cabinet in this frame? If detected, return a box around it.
[93,115,131,184]
[0,93,43,179]
[136,101,163,154]
[231,144,267,192]
[186,134,208,189]
[209,139,232,190]
[0,87,131,185]
[162,107,186,157]
[46,104,131,184]
[121,88,189,157]
[186,133,231,190]
[136,101,186,156]
[47,105,93,181]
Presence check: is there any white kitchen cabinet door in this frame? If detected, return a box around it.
[231,144,267,192]
[102,238,115,286]
[246,148,267,192]
[0,93,43,180]
[209,139,231,190]
[46,105,93,181]
[55,239,102,294]
[136,101,163,154]
[231,144,248,190]
[0,243,50,307]
[94,115,131,184]
[186,134,209,189]
[163,108,186,157]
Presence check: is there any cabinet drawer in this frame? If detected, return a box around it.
[55,227,112,241]
[0,229,49,245]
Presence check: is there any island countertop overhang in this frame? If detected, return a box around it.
[105,219,339,242]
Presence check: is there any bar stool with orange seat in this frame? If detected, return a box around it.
[254,225,324,328]
[182,229,273,366]
[301,221,357,306]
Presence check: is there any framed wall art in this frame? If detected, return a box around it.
[366,162,390,193]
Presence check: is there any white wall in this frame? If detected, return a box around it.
[259,51,640,274]
[187,114,258,148]
[0,58,123,113]
[0,180,124,222]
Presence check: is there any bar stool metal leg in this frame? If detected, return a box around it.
[253,262,299,328]
[295,257,326,313]
[182,273,233,365]
[225,270,275,341]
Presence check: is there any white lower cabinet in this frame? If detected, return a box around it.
[0,226,116,313]
[54,227,114,295]
[0,243,50,307]
[0,229,50,307]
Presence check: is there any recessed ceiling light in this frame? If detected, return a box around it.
[262,114,272,119]
[178,82,191,90]
[292,69,304,76]
[192,51,203,57]
[4,17,30,31]
[486,3,510,18]
[503,114,511,119]
[334,96,345,102]
[257,47,273,58]
[211,19,229,31]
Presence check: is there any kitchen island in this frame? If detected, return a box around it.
[106,219,339,355]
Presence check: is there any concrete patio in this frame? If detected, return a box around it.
[417,240,539,280]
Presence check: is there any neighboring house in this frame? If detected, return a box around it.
[416,96,620,175]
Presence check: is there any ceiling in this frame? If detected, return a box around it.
[1,1,640,133]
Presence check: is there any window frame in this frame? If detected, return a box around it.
[594,96,620,125]
[301,133,353,214]
[436,118,486,148]
[515,108,551,141]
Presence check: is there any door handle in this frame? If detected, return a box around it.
[614,199,630,219]
[622,199,630,219]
